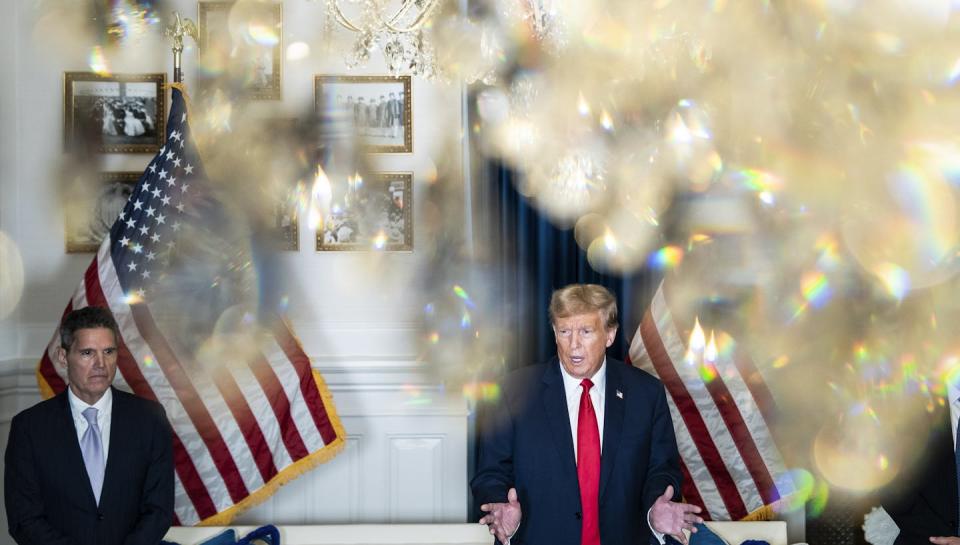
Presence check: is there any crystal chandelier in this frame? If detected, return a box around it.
[322,0,442,79]
[495,0,565,53]
[518,0,564,48]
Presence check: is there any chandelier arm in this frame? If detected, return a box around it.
[379,0,440,33]
[330,2,367,32]
[384,0,420,23]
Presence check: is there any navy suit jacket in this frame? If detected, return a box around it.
[472,358,683,545]
[883,405,957,544]
[4,387,174,545]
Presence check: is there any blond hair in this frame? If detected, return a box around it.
[548,284,618,330]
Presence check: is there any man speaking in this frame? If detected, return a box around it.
[472,284,701,544]
[5,306,174,545]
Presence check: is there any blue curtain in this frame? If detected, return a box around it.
[467,158,661,520]
[478,160,660,370]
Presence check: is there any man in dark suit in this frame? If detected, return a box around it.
[472,284,701,545]
[881,395,959,545]
[5,306,174,545]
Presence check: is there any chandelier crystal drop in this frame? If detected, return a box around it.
[320,0,442,79]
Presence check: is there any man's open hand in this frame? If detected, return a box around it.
[650,485,703,545]
[930,537,960,544]
[479,487,522,544]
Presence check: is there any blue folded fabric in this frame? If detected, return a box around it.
[688,523,729,545]
[740,541,770,545]
[199,529,238,545]
[238,524,280,545]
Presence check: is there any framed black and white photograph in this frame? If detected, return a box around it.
[65,172,139,253]
[315,75,412,153]
[199,1,283,100]
[63,72,166,153]
[316,172,413,251]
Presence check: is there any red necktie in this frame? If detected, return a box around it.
[578,378,601,545]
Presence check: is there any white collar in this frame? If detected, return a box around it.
[558,357,607,394]
[68,385,113,418]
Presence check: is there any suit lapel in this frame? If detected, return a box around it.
[599,360,624,502]
[57,391,100,510]
[540,361,580,495]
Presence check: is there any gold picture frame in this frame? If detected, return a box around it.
[314,75,412,153]
[316,171,413,251]
[199,1,283,101]
[63,72,166,153]
[65,171,140,253]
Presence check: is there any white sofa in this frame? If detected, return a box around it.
[164,522,807,545]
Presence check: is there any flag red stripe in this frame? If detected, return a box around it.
[39,301,75,392]
[172,432,219,521]
[732,345,778,426]
[39,350,66,392]
[678,459,710,522]
[272,321,337,445]
[640,310,749,519]
[38,352,66,391]
[128,302,251,503]
[249,354,309,460]
[658,285,779,508]
[701,373,779,504]
[84,259,219,519]
[211,367,280,483]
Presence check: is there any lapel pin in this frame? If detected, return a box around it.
[616,390,623,399]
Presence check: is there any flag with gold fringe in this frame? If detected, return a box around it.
[38,84,345,526]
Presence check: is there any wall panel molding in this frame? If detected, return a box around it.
[389,434,445,522]
[0,360,469,528]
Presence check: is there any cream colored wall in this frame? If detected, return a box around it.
[2,0,464,357]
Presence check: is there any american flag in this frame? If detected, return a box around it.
[37,86,346,526]
[629,281,787,521]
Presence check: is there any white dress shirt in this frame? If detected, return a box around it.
[68,386,112,465]
[559,359,606,459]
[556,359,665,544]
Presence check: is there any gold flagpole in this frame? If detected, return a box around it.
[164,12,198,84]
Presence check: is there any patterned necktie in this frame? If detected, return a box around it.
[578,379,601,545]
[80,407,106,505]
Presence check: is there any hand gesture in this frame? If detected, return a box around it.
[650,485,703,545]
[479,487,522,544]
[930,537,960,544]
